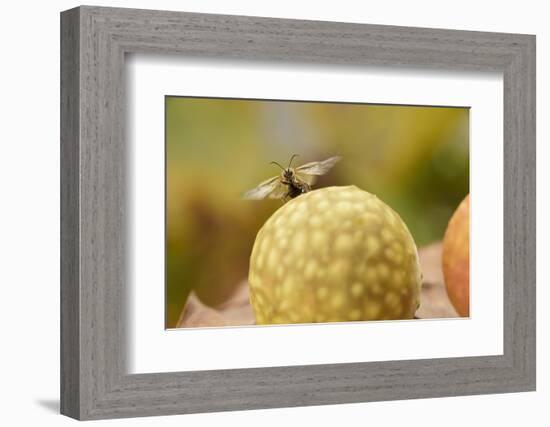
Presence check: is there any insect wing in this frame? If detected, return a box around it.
[267,182,288,199]
[294,171,317,186]
[295,155,342,176]
[243,176,283,200]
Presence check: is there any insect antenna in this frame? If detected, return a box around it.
[288,154,299,169]
[270,161,286,171]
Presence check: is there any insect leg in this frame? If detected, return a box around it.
[301,182,311,193]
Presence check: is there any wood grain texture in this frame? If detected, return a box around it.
[60,5,536,420]
[60,7,82,419]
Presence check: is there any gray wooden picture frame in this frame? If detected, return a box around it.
[60,5,536,420]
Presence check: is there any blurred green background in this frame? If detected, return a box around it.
[166,96,469,328]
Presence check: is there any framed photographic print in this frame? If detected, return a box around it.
[60,5,536,420]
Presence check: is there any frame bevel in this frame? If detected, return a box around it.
[61,5,535,420]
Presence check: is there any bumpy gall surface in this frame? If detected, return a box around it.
[248,186,422,324]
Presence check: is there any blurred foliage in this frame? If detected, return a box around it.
[166,97,469,328]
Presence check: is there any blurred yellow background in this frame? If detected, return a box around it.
[166,96,469,328]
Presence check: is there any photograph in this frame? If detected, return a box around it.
[54,4,537,421]
[166,96,470,329]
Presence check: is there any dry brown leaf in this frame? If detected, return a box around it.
[176,242,458,328]
[416,242,458,319]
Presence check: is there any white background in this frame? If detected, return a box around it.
[0,0,546,426]
[129,58,503,373]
